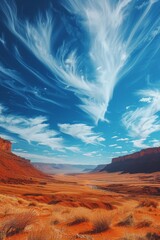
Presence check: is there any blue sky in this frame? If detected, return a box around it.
[0,0,160,165]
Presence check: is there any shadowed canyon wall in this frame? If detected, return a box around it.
[101,147,160,173]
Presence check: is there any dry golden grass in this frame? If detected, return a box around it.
[90,210,112,233]
[145,232,160,240]
[0,232,5,240]
[68,215,89,226]
[71,234,93,240]
[67,207,90,226]
[120,233,145,240]
[117,213,134,227]
[138,199,158,209]
[0,210,36,237]
[136,215,153,228]
[28,226,63,240]
[50,212,65,225]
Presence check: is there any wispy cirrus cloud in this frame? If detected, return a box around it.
[112,136,118,139]
[83,151,97,157]
[0,104,83,153]
[109,144,117,147]
[0,104,64,151]
[0,62,63,112]
[13,151,66,163]
[0,133,15,142]
[122,89,160,148]
[117,138,129,141]
[58,123,105,145]
[65,146,80,153]
[1,0,160,124]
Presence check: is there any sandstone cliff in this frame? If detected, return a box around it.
[0,138,12,152]
[112,147,160,163]
[101,146,160,173]
[0,138,46,181]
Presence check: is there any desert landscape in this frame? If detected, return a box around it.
[0,138,160,240]
[1,0,160,239]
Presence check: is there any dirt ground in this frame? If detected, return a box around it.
[0,172,160,240]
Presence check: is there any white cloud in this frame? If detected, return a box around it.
[151,139,159,143]
[117,138,129,141]
[1,0,159,123]
[136,1,148,10]
[126,106,130,110]
[109,144,117,147]
[58,123,105,145]
[150,139,160,147]
[139,97,152,103]
[0,104,83,153]
[0,104,64,151]
[122,89,160,148]
[83,151,97,157]
[132,139,148,149]
[112,136,118,139]
[13,151,66,163]
[115,146,122,149]
[0,134,15,142]
[65,146,81,153]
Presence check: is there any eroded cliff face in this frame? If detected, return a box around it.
[101,146,160,173]
[0,137,46,180]
[0,138,12,152]
[112,147,160,163]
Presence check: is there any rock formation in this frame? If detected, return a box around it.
[0,137,46,180]
[101,147,160,173]
[0,138,12,152]
[112,147,160,163]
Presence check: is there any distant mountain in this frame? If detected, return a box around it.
[33,162,97,174]
[92,164,106,172]
[0,138,45,181]
[101,147,160,173]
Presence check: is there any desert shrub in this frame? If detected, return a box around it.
[138,199,158,208]
[0,231,5,240]
[67,207,90,226]
[0,210,35,237]
[73,234,93,240]
[136,216,152,228]
[146,233,160,240]
[120,233,145,240]
[68,215,89,226]
[91,212,112,233]
[28,202,37,207]
[50,211,66,225]
[117,214,134,227]
[28,226,62,240]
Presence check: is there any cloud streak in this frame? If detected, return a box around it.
[122,89,160,148]
[0,0,159,124]
[58,123,105,145]
[0,104,65,150]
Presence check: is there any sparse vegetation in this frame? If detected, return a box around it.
[0,173,160,240]
[0,231,5,240]
[138,199,158,209]
[117,214,134,227]
[146,232,160,240]
[68,207,89,226]
[120,233,145,240]
[136,216,152,228]
[0,210,36,237]
[91,211,112,233]
[28,226,62,240]
[68,215,89,226]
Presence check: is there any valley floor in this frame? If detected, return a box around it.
[0,172,160,240]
